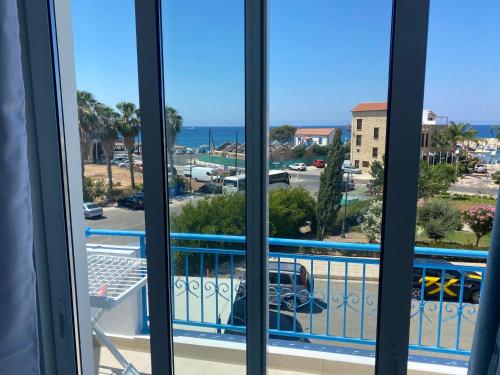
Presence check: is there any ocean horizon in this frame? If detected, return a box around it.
[134,124,497,148]
[171,124,497,148]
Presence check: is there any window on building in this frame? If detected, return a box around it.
[356,118,362,130]
[425,133,429,147]
[354,160,360,168]
[421,133,425,147]
[373,147,378,158]
[356,134,362,146]
[362,161,370,168]
[374,127,379,139]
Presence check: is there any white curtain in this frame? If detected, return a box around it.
[0,0,39,374]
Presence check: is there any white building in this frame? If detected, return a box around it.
[294,127,337,147]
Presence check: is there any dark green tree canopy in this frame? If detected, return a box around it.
[270,124,297,144]
[316,131,344,240]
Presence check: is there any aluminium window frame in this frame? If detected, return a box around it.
[21,0,94,374]
[23,0,430,373]
[376,0,430,373]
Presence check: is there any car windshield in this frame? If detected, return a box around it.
[86,203,98,209]
[223,180,238,187]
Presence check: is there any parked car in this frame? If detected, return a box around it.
[198,183,222,194]
[174,148,186,154]
[185,147,194,154]
[83,202,103,219]
[268,261,312,310]
[343,166,361,174]
[411,258,482,304]
[111,157,128,166]
[474,164,487,174]
[289,163,307,171]
[313,159,325,168]
[224,295,310,342]
[116,192,144,209]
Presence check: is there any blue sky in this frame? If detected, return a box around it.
[71,0,500,126]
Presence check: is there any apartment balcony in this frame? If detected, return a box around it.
[86,229,483,375]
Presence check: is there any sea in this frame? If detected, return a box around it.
[171,125,496,149]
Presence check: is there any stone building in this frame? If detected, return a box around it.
[350,102,450,172]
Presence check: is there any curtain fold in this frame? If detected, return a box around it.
[0,0,39,374]
[469,191,500,374]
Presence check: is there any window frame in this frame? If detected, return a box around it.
[25,0,431,373]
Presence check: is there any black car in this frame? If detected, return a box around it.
[198,183,222,194]
[224,294,310,342]
[116,192,144,209]
[412,259,482,304]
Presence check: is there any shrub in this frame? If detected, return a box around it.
[292,144,306,158]
[492,171,500,184]
[82,177,106,202]
[360,200,383,243]
[418,163,457,199]
[269,188,316,238]
[332,199,372,234]
[417,199,461,241]
[312,144,330,155]
[462,205,495,246]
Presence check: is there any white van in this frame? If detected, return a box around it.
[222,175,246,193]
[222,170,290,194]
[191,167,219,182]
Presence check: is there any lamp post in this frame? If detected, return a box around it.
[189,157,193,192]
[455,149,460,178]
[341,171,351,238]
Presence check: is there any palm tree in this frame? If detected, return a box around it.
[116,101,140,189]
[432,128,452,149]
[77,90,98,178]
[166,106,183,176]
[95,103,119,200]
[448,122,478,152]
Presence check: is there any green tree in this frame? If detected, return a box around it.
[166,106,184,176]
[447,121,478,153]
[82,176,106,202]
[292,144,306,158]
[418,162,457,199]
[360,200,383,243]
[95,103,119,199]
[369,160,384,195]
[462,205,495,246]
[418,199,461,241]
[432,128,452,150]
[316,131,344,240]
[77,90,98,178]
[269,188,316,238]
[270,124,297,144]
[116,101,140,189]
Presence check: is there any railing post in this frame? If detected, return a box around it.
[139,235,149,334]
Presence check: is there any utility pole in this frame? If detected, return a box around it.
[235,131,238,175]
[341,171,351,238]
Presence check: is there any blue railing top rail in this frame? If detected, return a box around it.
[85,227,488,259]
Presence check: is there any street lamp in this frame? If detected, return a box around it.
[455,149,460,178]
[341,170,352,238]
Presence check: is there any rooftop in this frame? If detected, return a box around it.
[295,127,337,136]
[352,102,388,112]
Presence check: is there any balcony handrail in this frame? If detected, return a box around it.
[85,227,488,259]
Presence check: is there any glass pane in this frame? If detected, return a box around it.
[71,1,152,373]
[408,0,499,368]
[162,0,247,374]
[267,0,391,372]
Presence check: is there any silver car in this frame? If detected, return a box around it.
[83,202,103,219]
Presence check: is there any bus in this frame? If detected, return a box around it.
[222,170,290,193]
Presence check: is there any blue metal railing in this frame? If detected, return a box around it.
[85,228,487,356]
